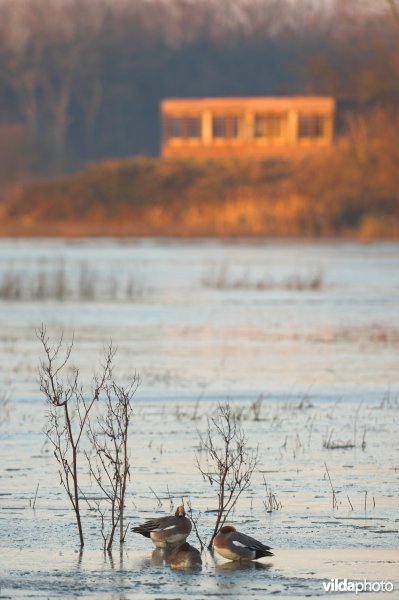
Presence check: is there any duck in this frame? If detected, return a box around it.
[169,542,202,569]
[151,547,171,566]
[212,525,273,561]
[132,505,192,548]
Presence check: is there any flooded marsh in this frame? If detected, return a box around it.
[0,239,398,598]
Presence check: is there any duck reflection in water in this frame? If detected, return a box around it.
[215,560,272,572]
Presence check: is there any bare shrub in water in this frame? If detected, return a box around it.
[86,376,138,550]
[196,402,259,550]
[38,325,113,547]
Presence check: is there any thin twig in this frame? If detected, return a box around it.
[324,462,338,510]
[32,483,39,509]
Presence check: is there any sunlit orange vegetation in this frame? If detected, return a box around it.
[1,109,398,239]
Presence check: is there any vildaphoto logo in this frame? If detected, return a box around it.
[322,579,394,594]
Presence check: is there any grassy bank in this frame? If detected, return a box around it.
[1,118,398,239]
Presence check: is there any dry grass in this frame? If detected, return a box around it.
[322,432,355,450]
[1,110,399,239]
[0,263,144,302]
[0,392,10,424]
[261,475,282,513]
[202,265,324,291]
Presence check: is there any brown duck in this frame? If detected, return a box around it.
[213,525,273,561]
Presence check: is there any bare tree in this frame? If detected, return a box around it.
[0,0,44,141]
[38,325,113,547]
[86,376,138,550]
[196,402,259,550]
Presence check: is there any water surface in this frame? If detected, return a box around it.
[0,239,398,598]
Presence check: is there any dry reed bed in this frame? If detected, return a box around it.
[0,263,144,302]
[1,113,399,239]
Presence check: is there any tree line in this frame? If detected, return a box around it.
[0,0,398,190]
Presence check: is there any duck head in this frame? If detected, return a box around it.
[219,525,236,534]
[175,504,186,518]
